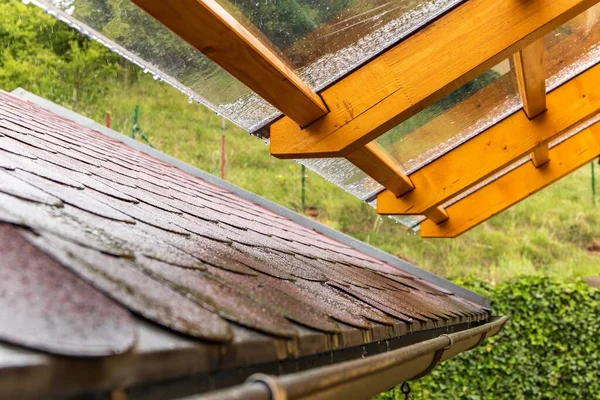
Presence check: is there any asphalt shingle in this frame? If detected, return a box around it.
[0,90,489,361]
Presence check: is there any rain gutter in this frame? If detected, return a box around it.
[195,316,508,400]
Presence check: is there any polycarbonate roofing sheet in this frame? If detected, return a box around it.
[376,60,521,174]
[332,5,600,230]
[545,3,600,90]
[32,0,279,131]
[31,0,464,132]
[215,0,464,90]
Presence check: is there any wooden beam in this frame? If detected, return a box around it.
[377,62,600,216]
[271,0,600,158]
[513,40,547,119]
[420,124,600,238]
[346,143,414,197]
[130,0,328,127]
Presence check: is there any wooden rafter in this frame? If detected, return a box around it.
[346,143,414,197]
[377,61,600,216]
[270,0,600,158]
[420,124,600,238]
[130,0,328,127]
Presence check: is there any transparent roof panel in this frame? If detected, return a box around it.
[32,0,280,131]
[215,0,464,90]
[297,158,381,201]
[545,3,600,90]
[31,0,465,132]
[376,60,521,174]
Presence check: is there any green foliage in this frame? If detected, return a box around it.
[0,0,124,109]
[375,277,600,399]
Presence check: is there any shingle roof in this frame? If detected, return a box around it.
[0,90,491,395]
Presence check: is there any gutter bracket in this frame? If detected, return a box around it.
[410,334,454,381]
[410,347,445,381]
[246,373,288,400]
[468,331,489,351]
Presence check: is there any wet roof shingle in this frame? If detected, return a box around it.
[0,90,490,361]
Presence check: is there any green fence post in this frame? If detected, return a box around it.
[301,165,306,212]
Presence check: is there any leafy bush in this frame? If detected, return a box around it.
[375,277,600,399]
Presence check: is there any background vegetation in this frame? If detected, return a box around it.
[1,1,599,397]
[376,277,600,400]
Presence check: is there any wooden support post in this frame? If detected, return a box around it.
[376,62,600,216]
[513,40,547,119]
[271,0,600,158]
[424,206,449,225]
[514,39,551,168]
[420,124,600,238]
[346,143,414,197]
[131,0,328,127]
[532,144,550,167]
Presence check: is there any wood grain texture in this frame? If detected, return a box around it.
[270,0,600,158]
[377,62,600,216]
[346,143,414,197]
[513,40,547,119]
[131,0,328,127]
[420,125,600,238]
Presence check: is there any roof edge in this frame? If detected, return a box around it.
[10,88,489,308]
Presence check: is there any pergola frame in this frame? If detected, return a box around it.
[132,0,600,237]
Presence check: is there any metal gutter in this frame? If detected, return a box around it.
[190,316,508,400]
[10,88,489,308]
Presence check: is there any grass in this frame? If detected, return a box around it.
[14,73,600,283]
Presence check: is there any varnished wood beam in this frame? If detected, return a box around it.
[420,125,600,238]
[346,143,414,197]
[377,62,600,216]
[513,40,547,119]
[271,0,600,158]
[131,0,328,127]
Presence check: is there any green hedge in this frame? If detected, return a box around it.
[375,277,600,399]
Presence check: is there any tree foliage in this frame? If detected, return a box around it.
[0,0,125,109]
[376,277,600,399]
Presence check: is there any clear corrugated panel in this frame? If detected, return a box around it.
[30,0,280,131]
[31,0,464,131]
[545,3,600,90]
[297,158,381,201]
[296,157,421,229]
[376,60,522,174]
[215,0,463,90]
